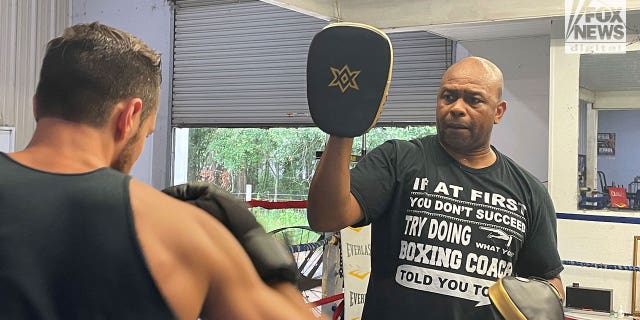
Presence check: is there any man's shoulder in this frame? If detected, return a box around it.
[128,179,206,217]
[401,134,436,146]
[128,179,231,268]
[376,135,436,154]
[494,149,547,190]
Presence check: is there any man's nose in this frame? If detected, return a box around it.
[449,98,467,117]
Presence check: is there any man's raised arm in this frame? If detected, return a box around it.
[307,136,364,232]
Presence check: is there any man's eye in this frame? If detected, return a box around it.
[470,97,482,105]
[443,94,456,103]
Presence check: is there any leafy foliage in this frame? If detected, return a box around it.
[188,126,436,199]
[187,125,436,229]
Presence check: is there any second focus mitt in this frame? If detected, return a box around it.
[489,276,564,320]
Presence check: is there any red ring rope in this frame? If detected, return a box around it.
[247,199,307,209]
[309,293,344,307]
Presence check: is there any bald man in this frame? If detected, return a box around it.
[307,56,564,320]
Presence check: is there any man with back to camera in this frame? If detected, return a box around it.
[307,56,565,319]
[0,22,320,320]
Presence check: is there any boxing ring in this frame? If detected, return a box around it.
[249,200,640,319]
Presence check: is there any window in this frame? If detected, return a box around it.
[577,51,640,211]
[174,126,436,230]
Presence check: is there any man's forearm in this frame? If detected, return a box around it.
[307,136,356,231]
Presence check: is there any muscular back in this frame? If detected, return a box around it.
[0,157,173,319]
[130,180,317,319]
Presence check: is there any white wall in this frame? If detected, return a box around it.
[0,0,71,150]
[558,218,637,312]
[72,0,172,188]
[456,36,550,182]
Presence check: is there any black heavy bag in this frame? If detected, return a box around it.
[307,22,393,137]
[489,276,564,320]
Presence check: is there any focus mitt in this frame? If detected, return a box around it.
[489,276,564,320]
[307,22,393,137]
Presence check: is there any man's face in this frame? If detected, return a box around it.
[111,110,157,174]
[435,61,504,155]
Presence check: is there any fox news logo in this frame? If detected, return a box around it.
[565,0,626,54]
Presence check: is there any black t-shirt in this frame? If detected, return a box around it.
[350,135,563,320]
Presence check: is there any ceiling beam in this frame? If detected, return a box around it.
[264,0,640,31]
[259,0,334,21]
[594,91,640,109]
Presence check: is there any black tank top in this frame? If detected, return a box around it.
[0,153,175,319]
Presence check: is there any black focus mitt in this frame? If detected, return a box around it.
[489,276,564,320]
[162,183,298,285]
[307,22,393,137]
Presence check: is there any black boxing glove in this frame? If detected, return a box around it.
[162,182,298,285]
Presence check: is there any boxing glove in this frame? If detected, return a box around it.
[162,182,298,285]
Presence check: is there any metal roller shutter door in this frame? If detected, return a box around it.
[172,0,452,127]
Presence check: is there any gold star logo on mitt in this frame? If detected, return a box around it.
[328,65,361,93]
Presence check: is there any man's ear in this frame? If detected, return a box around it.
[32,96,39,122]
[115,98,143,141]
[494,100,507,124]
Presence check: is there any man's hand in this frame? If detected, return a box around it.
[547,276,565,302]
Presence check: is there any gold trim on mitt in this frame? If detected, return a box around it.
[488,278,528,320]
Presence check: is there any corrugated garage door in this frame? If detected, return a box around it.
[172,0,453,127]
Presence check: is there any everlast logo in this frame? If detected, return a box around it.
[564,0,626,54]
[345,243,371,257]
[349,292,366,307]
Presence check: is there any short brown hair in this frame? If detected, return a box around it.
[34,22,162,126]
